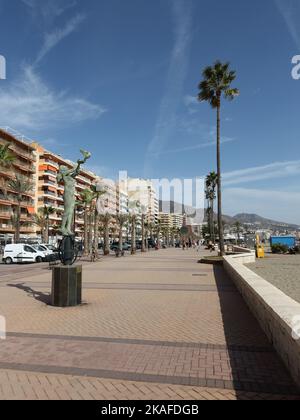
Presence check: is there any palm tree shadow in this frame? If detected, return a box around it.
[8,283,50,305]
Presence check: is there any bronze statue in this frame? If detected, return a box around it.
[57,150,91,265]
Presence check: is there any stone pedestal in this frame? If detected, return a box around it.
[51,265,82,307]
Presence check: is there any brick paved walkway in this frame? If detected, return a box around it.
[0,249,299,400]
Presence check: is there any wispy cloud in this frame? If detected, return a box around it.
[276,0,300,49]
[223,160,300,186]
[35,13,86,64]
[144,0,193,175]
[150,136,234,157]
[0,66,106,131]
[22,0,77,23]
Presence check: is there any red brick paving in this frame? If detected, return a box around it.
[0,249,299,400]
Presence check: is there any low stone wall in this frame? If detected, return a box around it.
[224,252,300,388]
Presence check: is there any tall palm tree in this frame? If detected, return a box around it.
[0,144,15,167]
[100,213,112,256]
[115,213,128,254]
[198,61,239,255]
[79,189,94,256]
[205,172,218,244]
[8,175,34,243]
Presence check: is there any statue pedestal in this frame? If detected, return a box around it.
[51,266,82,307]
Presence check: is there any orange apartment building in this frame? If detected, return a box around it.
[32,143,101,239]
[0,128,37,240]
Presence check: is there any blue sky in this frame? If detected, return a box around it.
[0,0,300,223]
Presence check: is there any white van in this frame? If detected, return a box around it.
[3,244,45,265]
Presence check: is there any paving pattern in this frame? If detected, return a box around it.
[247,254,300,304]
[0,249,299,400]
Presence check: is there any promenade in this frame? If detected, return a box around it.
[0,249,299,400]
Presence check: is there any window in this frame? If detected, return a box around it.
[24,246,36,253]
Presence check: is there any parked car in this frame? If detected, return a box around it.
[110,242,130,251]
[3,244,46,264]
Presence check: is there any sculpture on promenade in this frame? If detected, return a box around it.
[57,150,91,265]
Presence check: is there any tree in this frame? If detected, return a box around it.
[233,221,242,244]
[40,206,55,243]
[100,213,112,256]
[198,61,239,255]
[115,213,128,254]
[140,205,148,253]
[0,144,15,167]
[205,172,218,244]
[79,189,94,256]
[91,185,107,257]
[128,200,140,255]
[8,175,34,243]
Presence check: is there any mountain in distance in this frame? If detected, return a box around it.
[159,201,300,231]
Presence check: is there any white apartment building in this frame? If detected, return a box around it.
[122,178,159,224]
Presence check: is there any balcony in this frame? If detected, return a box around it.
[8,145,36,163]
[0,211,12,219]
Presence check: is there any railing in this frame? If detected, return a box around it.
[8,145,36,162]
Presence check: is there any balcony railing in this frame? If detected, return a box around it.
[8,145,36,162]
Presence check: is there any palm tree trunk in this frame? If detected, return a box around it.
[131,219,136,255]
[119,223,123,253]
[44,219,49,244]
[88,209,93,255]
[104,224,110,255]
[210,199,215,245]
[94,210,99,257]
[83,206,89,256]
[217,102,225,256]
[15,204,21,243]
[141,215,146,253]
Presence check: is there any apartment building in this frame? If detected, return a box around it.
[127,178,159,223]
[0,128,37,240]
[159,213,184,231]
[32,143,100,239]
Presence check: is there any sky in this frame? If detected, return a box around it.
[0,0,300,223]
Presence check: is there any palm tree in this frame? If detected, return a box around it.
[198,61,239,255]
[205,172,218,244]
[100,213,112,256]
[40,206,55,243]
[79,189,94,256]
[0,144,15,167]
[33,211,47,243]
[128,200,140,255]
[129,214,137,255]
[155,220,163,249]
[8,175,34,243]
[233,221,242,244]
[140,205,148,253]
[91,185,107,257]
[115,213,128,254]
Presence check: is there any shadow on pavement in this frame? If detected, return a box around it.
[213,264,299,400]
[8,283,50,305]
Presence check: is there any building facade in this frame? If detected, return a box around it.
[0,128,37,241]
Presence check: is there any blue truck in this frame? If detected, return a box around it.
[270,236,296,249]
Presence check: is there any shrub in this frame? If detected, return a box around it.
[271,244,289,254]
